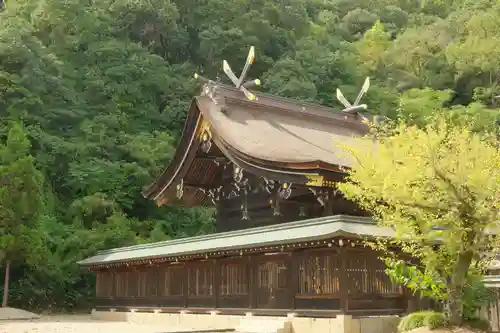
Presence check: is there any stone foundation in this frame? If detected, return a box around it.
[91,310,400,333]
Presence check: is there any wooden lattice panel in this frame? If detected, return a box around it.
[95,271,114,297]
[159,265,184,296]
[346,250,402,295]
[220,262,248,296]
[188,264,214,296]
[297,251,341,296]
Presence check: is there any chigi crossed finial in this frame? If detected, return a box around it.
[336,77,370,114]
[193,45,370,110]
[194,46,261,101]
[222,46,261,100]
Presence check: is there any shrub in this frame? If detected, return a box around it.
[424,312,448,329]
[398,311,447,332]
[398,312,426,332]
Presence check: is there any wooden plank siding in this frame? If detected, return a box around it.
[93,247,407,316]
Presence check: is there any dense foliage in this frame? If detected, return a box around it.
[0,0,498,311]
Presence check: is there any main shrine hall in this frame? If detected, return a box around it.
[79,47,415,333]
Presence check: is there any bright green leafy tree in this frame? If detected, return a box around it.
[338,116,500,325]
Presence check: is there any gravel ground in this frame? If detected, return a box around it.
[0,315,196,333]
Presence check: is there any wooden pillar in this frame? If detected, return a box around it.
[127,268,133,298]
[154,265,160,307]
[404,286,417,313]
[113,269,119,301]
[183,264,189,308]
[114,269,119,300]
[213,259,219,309]
[131,267,138,298]
[215,201,224,232]
[249,256,256,309]
[323,189,334,217]
[339,248,349,313]
[288,252,298,310]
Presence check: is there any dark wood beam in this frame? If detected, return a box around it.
[193,155,228,162]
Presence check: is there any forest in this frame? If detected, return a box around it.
[0,0,499,311]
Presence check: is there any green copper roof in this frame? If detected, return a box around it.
[78,215,393,266]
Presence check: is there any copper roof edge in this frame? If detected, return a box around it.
[221,139,342,174]
[209,130,318,183]
[77,215,377,265]
[141,102,203,199]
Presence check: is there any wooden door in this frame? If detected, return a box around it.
[255,257,290,309]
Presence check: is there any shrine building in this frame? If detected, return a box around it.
[79,49,414,333]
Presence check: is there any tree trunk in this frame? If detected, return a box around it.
[2,260,11,307]
[447,251,474,326]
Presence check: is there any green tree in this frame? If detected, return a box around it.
[356,20,391,74]
[338,116,500,325]
[445,6,500,106]
[0,123,43,307]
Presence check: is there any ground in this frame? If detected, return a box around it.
[0,314,205,333]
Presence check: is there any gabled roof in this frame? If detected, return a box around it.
[143,83,370,206]
[199,86,368,166]
[78,215,393,266]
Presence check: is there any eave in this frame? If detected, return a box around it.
[142,102,203,201]
[78,215,393,268]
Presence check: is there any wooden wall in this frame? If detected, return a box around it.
[94,247,407,315]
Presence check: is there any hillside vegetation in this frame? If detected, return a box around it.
[0,0,498,310]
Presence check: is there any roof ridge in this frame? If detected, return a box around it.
[214,83,351,117]
[211,84,367,129]
[96,215,374,256]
